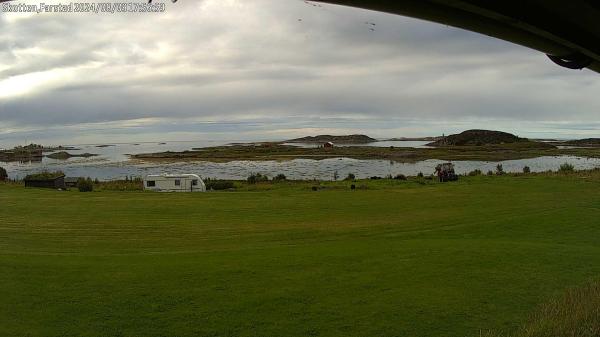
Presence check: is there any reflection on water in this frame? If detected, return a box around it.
[1,158,43,165]
[3,141,600,181]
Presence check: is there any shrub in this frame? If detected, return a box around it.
[370,176,382,180]
[273,174,287,182]
[496,164,505,175]
[247,173,269,184]
[77,178,94,192]
[559,162,575,173]
[487,170,494,176]
[523,166,531,174]
[394,174,407,180]
[468,169,482,176]
[417,172,424,178]
[205,180,234,190]
[344,173,356,181]
[0,167,7,181]
[333,170,339,181]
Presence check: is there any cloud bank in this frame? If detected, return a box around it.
[0,0,599,146]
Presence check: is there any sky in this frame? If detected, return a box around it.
[0,0,599,147]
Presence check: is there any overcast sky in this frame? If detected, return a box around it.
[0,0,599,146]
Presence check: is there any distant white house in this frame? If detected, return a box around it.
[143,174,206,192]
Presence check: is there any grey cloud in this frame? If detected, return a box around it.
[0,0,599,146]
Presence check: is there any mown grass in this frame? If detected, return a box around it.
[1,173,600,337]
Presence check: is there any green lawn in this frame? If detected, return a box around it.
[1,175,600,337]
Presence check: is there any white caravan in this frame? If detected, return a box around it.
[143,174,206,192]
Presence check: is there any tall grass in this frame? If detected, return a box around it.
[483,280,600,337]
[469,169,483,176]
[273,173,287,182]
[519,281,600,337]
[247,173,269,184]
[96,178,143,191]
[559,163,575,173]
[205,179,235,190]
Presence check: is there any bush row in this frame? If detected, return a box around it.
[246,173,288,184]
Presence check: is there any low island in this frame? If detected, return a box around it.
[46,152,98,160]
[130,130,600,163]
[287,134,377,144]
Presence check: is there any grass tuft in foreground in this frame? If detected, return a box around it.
[483,280,600,337]
[522,281,600,337]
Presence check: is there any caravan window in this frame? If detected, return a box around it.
[175,180,181,186]
[147,181,156,187]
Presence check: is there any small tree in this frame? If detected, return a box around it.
[0,167,7,181]
[523,166,531,174]
[333,170,339,181]
[77,178,94,192]
[417,172,424,178]
[394,174,407,181]
[496,164,505,175]
[344,173,356,181]
[487,170,494,176]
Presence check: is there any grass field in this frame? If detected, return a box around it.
[1,174,600,336]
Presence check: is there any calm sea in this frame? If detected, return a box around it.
[3,140,600,180]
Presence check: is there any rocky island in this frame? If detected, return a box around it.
[286,134,378,144]
[427,129,553,148]
[564,138,600,147]
[46,152,98,160]
[0,144,44,162]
